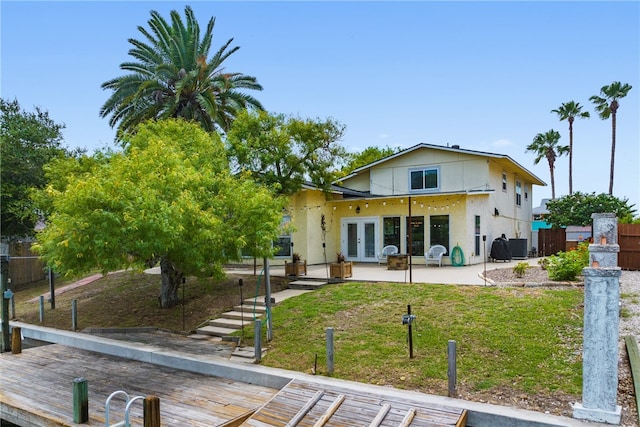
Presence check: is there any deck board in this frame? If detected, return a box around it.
[0,344,277,426]
[242,379,466,427]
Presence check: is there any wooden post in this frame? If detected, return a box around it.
[72,377,89,423]
[72,299,78,331]
[448,340,457,397]
[144,396,161,427]
[254,320,262,363]
[326,327,334,375]
[11,326,21,354]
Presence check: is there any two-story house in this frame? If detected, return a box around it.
[274,143,545,266]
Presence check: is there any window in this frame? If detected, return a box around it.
[474,215,481,256]
[406,216,424,256]
[502,173,507,191]
[524,184,529,201]
[383,217,401,249]
[409,167,440,192]
[273,215,292,257]
[430,215,449,253]
[515,180,522,206]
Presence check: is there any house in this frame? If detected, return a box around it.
[272,143,545,266]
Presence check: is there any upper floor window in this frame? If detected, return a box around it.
[409,167,440,193]
[502,173,507,192]
[515,180,522,206]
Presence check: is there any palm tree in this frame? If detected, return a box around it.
[100,6,263,140]
[589,81,633,195]
[551,101,589,195]
[526,130,568,199]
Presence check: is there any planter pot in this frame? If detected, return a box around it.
[285,260,307,277]
[387,254,408,270]
[330,261,353,279]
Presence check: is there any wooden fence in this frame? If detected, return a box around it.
[619,223,640,270]
[539,224,640,270]
[7,242,47,287]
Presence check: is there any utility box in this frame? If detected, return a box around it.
[509,238,528,259]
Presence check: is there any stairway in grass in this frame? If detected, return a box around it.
[194,285,325,338]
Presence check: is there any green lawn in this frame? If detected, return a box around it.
[249,282,584,398]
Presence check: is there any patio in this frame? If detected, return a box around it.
[245,257,543,286]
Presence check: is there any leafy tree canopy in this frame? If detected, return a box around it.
[226,110,347,195]
[33,119,287,307]
[545,192,636,228]
[340,145,401,176]
[0,98,80,240]
[100,5,263,141]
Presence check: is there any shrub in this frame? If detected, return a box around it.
[513,262,530,278]
[538,257,549,270]
[546,242,589,281]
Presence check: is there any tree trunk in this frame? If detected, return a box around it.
[609,107,617,195]
[568,118,574,195]
[159,258,183,308]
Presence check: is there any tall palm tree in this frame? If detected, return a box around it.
[551,101,589,195]
[100,6,263,140]
[589,81,633,195]
[526,130,568,199]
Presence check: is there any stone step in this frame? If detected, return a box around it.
[208,318,253,329]
[222,310,263,321]
[289,280,327,291]
[195,325,238,337]
[234,303,267,313]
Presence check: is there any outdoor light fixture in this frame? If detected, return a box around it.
[356,206,361,214]
[349,204,352,209]
[333,206,336,211]
[365,202,369,208]
[383,201,386,206]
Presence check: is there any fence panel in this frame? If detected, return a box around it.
[8,242,46,287]
[538,228,566,256]
[619,223,640,271]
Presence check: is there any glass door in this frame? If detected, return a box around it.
[341,217,378,262]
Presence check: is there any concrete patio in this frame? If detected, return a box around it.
[235,257,544,286]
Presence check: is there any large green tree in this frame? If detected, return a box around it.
[33,119,286,308]
[226,110,347,195]
[551,101,589,195]
[0,98,77,240]
[340,145,401,177]
[589,81,633,195]
[100,5,263,140]
[545,192,636,228]
[526,129,568,200]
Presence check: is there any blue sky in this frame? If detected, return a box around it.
[2,1,639,211]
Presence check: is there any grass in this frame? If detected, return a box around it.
[248,282,584,398]
[11,270,289,332]
[11,272,584,406]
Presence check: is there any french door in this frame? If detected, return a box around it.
[341,217,378,262]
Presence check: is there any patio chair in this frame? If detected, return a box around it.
[378,245,399,264]
[425,245,447,267]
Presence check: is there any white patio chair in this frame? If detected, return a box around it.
[378,245,399,264]
[425,245,447,267]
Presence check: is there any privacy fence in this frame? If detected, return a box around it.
[539,223,640,270]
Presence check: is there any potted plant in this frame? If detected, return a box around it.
[330,252,353,279]
[285,253,307,277]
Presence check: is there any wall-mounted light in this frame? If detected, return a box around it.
[355,206,361,214]
[349,204,352,210]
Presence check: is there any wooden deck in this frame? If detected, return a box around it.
[242,379,467,427]
[0,344,277,426]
